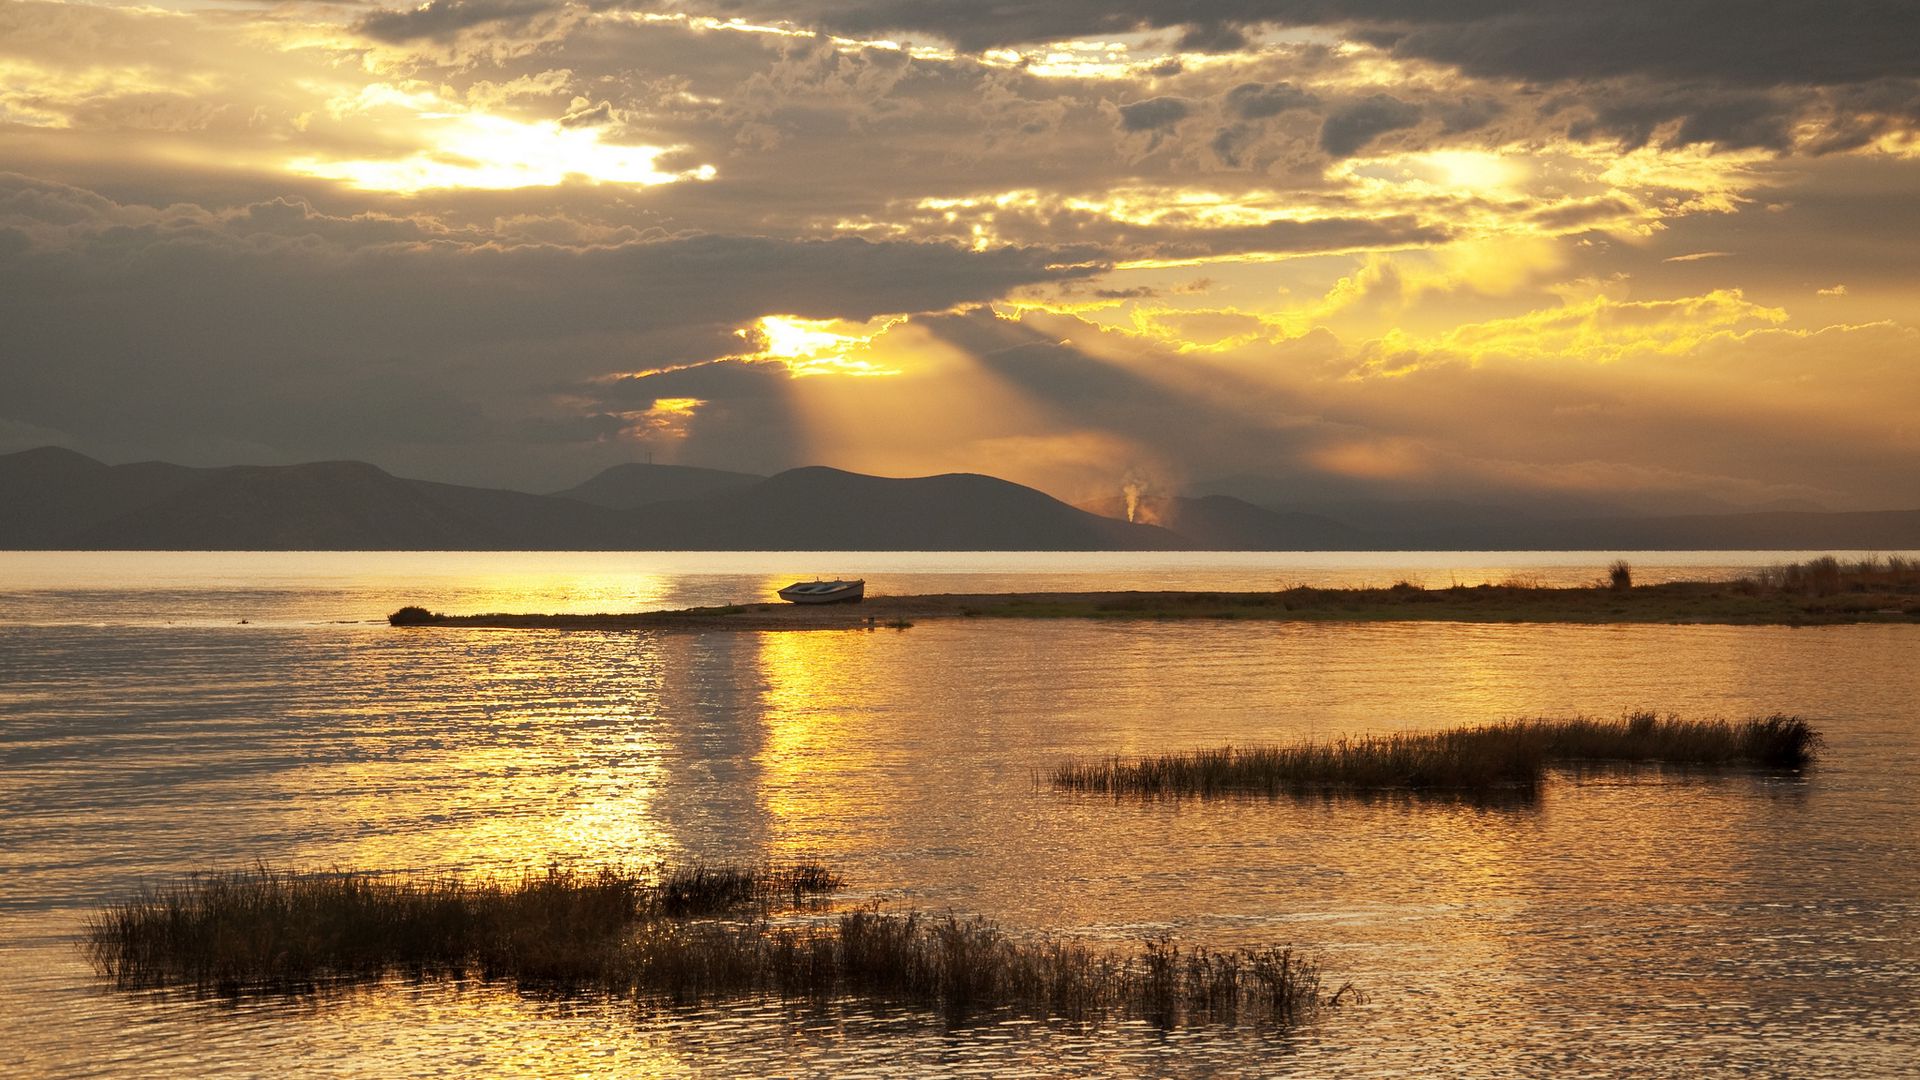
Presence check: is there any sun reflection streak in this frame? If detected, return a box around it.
[753,630,892,860]
[293,632,680,872]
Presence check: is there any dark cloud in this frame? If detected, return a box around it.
[670,1,1920,88]
[1117,96,1192,132]
[1435,96,1504,134]
[357,0,559,43]
[1525,195,1639,232]
[1176,21,1252,53]
[1365,2,1920,88]
[1567,86,1797,151]
[1224,81,1317,119]
[1318,93,1422,156]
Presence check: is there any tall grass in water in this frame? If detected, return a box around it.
[1532,711,1820,769]
[1051,728,1546,798]
[87,862,841,993]
[87,863,1346,1027]
[628,911,1345,1025]
[1051,713,1822,797]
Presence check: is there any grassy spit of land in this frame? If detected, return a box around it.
[87,862,1345,1027]
[389,556,1920,631]
[1049,713,1822,798]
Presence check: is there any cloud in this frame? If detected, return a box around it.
[1223,81,1317,120]
[1318,94,1422,157]
[682,1,1920,87]
[642,0,1919,160]
[1175,21,1252,53]
[357,0,561,44]
[1116,96,1192,131]
[1356,2,1920,88]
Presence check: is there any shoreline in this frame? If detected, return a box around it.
[391,581,1920,631]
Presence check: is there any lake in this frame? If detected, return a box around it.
[1,552,1915,1077]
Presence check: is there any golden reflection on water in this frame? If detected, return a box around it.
[290,632,678,873]
[755,629,892,863]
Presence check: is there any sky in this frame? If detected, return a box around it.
[1,0,1917,509]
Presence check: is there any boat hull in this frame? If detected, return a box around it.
[777,580,866,604]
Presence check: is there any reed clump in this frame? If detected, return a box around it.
[1052,729,1545,798]
[87,862,841,993]
[1051,713,1822,798]
[1608,559,1633,591]
[1530,711,1821,769]
[86,863,1346,1027]
[619,911,1345,1026]
[1743,555,1920,598]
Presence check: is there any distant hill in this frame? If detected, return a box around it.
[0,448,1182,551]
[6,447,1917,551]
[634,467,1188,550]
[57,459,638,550]
[1078,493,1364,550]
[552,462,764,510]
[0,446,203,547]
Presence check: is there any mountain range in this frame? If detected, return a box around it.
[0,447,1176,550]
[3,446,1917,551]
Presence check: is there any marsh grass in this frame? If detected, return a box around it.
[1050,713,1822,798]
[1534,711,1820,768]
[622,912,1344,1026]
[86,863,1344,1027]
[87,863,840,993]
[1744,555,1920,598]
[1051,729,1544,798]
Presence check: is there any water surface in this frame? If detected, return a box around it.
[1,553,1914,1077]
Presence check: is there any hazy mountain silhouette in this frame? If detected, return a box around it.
[5,447,1916,551]
[56,459,637,550]
[552,462,764,509]
[0,446,203,547]
[1078,493,1364,550]
[630,467,1187,550]
[0,449,1180,550]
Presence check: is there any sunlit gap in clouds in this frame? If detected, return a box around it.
[288,97,716,193]
[748,315,907,377]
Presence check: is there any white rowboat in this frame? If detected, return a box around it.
[777,579,866,604]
